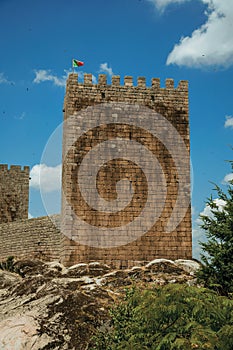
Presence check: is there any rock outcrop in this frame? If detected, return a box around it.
[0,259,200,350]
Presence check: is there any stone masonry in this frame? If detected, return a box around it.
[0,165,29,223]
[0,215,61,262]
[0,73,192,268]
[61,73,192,267]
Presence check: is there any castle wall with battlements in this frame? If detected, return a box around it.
[0,165,30,223]
[61,73,192,267]
[0,73,192,268]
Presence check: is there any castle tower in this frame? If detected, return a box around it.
[61,73,192,267]
[0,165,30,223]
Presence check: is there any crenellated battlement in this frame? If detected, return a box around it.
[66,73,188,91]
[64,73,189,127]
[0,164,30,224]
[0,164,30,174]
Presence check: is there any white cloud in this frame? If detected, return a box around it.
[222,173,233,184]
[99,63,114,76]
[30,164,62,193]
[193,197,226,258]
[148,0,191,11]
[14,112,25,120]
[33,69,98,86]
[28,213,33,219]
[196,198,226,224]
[165,0,233,68]
[192,226,206,259]
[33,70,69,87]
[224,115,233,128]
[0,72,13,84]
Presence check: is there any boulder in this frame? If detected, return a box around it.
[0,258,199,349]
[175,259,200,274]
[0,270,21,289]
[145,259,185,274]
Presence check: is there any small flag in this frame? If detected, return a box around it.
[72,59,84,67]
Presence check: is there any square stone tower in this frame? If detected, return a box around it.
[0,165,30,223]
[61,73,192,267]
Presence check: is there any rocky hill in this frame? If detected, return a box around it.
[0,259,200,350]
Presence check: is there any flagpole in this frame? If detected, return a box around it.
[72,58,74,73]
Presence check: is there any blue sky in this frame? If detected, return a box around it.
[0,0,233,258]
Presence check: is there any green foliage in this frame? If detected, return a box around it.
[0,256,22,276]
[197,160,233,296]
[91,284,233,350]
[0,256,15,272]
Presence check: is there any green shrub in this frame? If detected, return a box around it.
[197,160,233,296]
[0,256,15,272]
[91,284,233,350]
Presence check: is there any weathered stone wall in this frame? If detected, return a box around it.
[0,215,61,262]
[0,73,192,268]
[61,73,192,267]
[0,165,29,223]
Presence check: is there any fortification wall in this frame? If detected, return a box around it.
[0,73,192,268]
[0,165,29,223]
[61,73,192,267]
[0,215,61,262]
